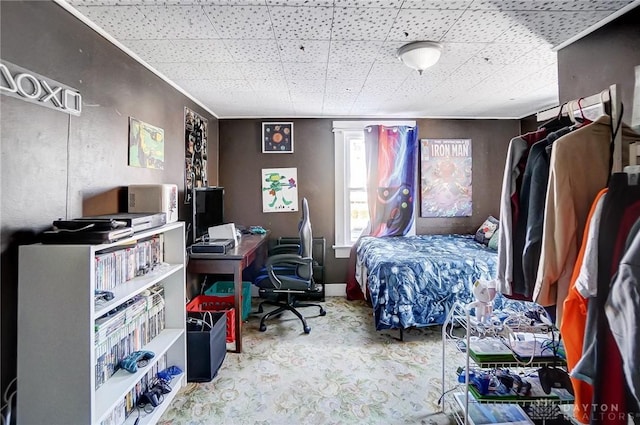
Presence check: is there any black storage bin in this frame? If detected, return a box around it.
[187,311,226,382]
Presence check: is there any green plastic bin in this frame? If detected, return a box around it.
[205,281,252,320]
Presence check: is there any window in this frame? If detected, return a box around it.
[333,120,416,258]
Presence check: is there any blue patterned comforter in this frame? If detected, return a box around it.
[357,234,499,330]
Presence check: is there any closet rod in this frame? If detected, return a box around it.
[537,84,624,173]
[536,88,611,122]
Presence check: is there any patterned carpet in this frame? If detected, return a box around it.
[158,297,458,425]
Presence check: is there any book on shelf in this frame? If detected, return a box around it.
[454,392,534,425]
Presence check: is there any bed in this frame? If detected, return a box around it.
[356,234,501,330]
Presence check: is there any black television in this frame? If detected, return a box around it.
[192,186,225,243]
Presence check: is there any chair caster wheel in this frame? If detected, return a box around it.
[303,326,311,334]
[259,324,267,332]
[319,308,326,316]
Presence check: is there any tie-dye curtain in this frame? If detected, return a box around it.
[346,125,418,299]
[364,125,418,237]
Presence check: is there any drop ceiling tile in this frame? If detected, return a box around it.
[177,79,254,92]
[517,45,557,66]
[120,39,176,62]
[276,40,330,62]
[323,105,356,117]
[270,6,334,40]
[137,6,219,39]
[151,62,202,80]
[470,64,542,91]
[159,1,268,5]
[350,101,382,114]
[442,10,517,42]
[237,62,285,80]
[387,9,464,41]
[469,0,633,11]
[69,0,164,6]
[367,62,412,80]
[334,0,403,7]
[326,63,372,80]
[282,63,327,80]
[402,0,473,9]
[202,5,274,39]
[328,40,384,63]
[440,42,489,64]
[495,10,612,45]
[468,43,538,65]
[197,63,247,79]
[324,91,360,103]
[293,102,325,116]
[445,62,499,86]
[169,39,234,62]
[331,7,398,41]
[223,39,281,62]
[359,81,402,97]
[213,0,268,4]
[291,91,324,102]
[376,41,406,63]
[287,79,326,93]
[249,79,289,91]
[325,79,365,94]
[267,0,333,5]
[397,77,443,95]
[252,92,292,104]
[401,62,460,84]
[74,5,164,39]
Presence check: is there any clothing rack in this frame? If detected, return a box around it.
[536,84,624,172]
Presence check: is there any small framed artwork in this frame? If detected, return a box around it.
[128,117,165,169]
[262,122,293,153]
[261,168,298,213]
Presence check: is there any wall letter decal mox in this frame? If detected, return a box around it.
[0,60,82,116]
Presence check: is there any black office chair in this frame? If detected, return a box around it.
[253,198,325,333]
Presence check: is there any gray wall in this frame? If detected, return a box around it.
[218,118,519,285]
[1,1,217,394]
[558,6,640,115]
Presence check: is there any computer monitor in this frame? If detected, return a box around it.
[192,187,224,243]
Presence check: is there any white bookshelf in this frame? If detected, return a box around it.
[17,222,187,425]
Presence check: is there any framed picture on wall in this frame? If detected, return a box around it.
[420,138,472,217]
[128,117,164,170]
[262,122,293,153]
[184,107,208,204]
[261,167,298,212]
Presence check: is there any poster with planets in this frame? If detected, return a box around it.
[420,139,472,217]
[262,122,293,153]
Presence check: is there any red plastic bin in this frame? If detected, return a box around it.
[186,295,236,343]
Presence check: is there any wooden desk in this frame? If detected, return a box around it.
[187,233,269,353]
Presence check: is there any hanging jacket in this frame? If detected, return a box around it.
[512,127,572,299]
[496,129,546,296]
[560,189,606,424]
[534,116,619,324]
[606,222,640,412]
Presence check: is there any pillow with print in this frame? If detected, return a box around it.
[475,216,499,245]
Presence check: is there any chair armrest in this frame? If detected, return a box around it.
[269,244,300,255]
[265,254,313,268]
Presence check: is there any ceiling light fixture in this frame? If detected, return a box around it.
[397,41,443,75]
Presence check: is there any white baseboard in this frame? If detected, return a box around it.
[251,283,346,297]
